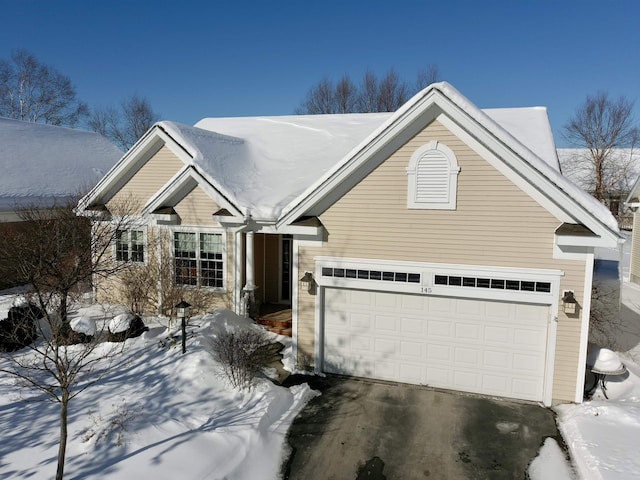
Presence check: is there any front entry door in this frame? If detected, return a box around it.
[280,235,292,303]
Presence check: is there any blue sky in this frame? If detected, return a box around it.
[0,0,638,147]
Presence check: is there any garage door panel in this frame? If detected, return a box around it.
[374,314,398,331]
[427,319,452,337]
[454,371,480,390]
[454,347,481,365]
[513,328,546,349]
[483,350,510,369]
[484,325,510,344]
[324,288,548,402]
[427,343,452,362]
[428,296,453,313]
[400,317,424,334]
[455,323,481,341]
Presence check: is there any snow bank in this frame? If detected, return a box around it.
[528,437,575,480]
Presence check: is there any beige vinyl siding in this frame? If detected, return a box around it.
[297,119,588,402]
[107,145,183,214]
[630,212,640,284]
[173,185,221,227]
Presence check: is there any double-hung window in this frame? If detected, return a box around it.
[174,231,224,288]
[115,229,145,263]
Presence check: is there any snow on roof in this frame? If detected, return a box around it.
[0,117,122,212]
[151,83,619,235]
[484,107,560,170]
[185,105,561,221]
[429,82,619,234]
[190,113,392,219]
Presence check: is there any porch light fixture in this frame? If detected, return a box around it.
[175,299,192,354]
[299,271,314,292]
[562,291,577,315]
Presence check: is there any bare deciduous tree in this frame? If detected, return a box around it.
[89,94,160,151]
[0,199,139,480]
[297,66,441,115]
[0,49,88,126]
[377,69,410,112]
[563,92,639,202]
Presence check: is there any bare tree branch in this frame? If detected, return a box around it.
[0,49,88,126]
[563,92,639,202]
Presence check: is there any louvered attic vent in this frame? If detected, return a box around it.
[407,141,460,210]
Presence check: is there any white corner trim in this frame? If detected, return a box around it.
[291,238,300,367]
[575,252,595,403]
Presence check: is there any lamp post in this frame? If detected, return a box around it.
[175,300,191,354]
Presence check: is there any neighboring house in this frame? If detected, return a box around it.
[77,82,621,406]
[0,117,123,222]
[625,179,640,284]
[0,118,122,288]
[557,148,640,230]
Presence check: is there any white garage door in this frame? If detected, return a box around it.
[323,288,549,401]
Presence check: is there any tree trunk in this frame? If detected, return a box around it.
[56,389,69,480]
[59,291,68,325]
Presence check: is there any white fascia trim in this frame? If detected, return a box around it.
[555,233,616,248]
[575,252,595,403]
[437,113,621,248]
[78,127,177,212]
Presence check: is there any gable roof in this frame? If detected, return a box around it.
[77,82,620,246]
[278,82,620,244]
[0,117,122,212]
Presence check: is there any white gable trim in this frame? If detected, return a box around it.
[435,112,620,247]
[77,126,190,212]
[277,84,621,248]
[142,166,243,219]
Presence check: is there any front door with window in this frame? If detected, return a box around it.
[280,235,292,303]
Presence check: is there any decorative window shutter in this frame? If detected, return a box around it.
[407,141,460,210]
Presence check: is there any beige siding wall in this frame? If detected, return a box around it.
[174,186,221,227]
[107,145,183,214]
[630,212,640,284]
[97,226,234,314]
[99,145,235,314]
[297,119,588,402]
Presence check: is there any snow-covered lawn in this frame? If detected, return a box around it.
[1,238,640,478]
[0,304,316,479]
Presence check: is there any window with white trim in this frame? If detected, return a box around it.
[115,229,145,263]
[407,140,460,209]
[174,231,224,288]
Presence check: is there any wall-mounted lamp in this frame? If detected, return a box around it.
[562,291,577,315]
[299,271,314,292]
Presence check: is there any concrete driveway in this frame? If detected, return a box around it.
[281,375,560,479]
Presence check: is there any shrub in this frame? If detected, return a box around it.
[0,303,42,351]
[211,328,272,389]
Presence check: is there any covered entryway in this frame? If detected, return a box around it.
[323,287,550,402]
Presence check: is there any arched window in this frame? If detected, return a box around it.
[406,141,460,209]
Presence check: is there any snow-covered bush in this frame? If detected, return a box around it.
[210,327,272,389]
[107,313,147,342]
[64,316,97,344]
